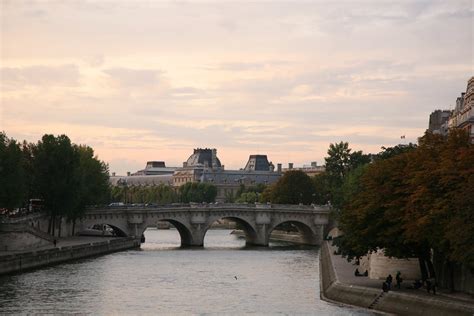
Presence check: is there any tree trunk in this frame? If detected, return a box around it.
[427,258,436,278]
[51,214,56,237]
[418,257,428,281]
[447,260,455,292]
[58,216,62,237]
[48,215,53,235]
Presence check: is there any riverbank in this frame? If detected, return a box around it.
[0,236,140,275]
[320,241,474,315]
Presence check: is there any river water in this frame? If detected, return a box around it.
[0,229,370,315]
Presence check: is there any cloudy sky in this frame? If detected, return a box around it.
[1,0,472,175]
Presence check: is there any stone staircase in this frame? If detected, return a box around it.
[368,291,385,309]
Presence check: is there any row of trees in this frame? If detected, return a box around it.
[109,182,218,204]
[110,184,178,204]
[319,130,473,288]
[0,132,110,236]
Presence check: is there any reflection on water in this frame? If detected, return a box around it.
[0,229,370,315]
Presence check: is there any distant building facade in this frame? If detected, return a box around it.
[448,76,474,143]
[282,161,325,177]
[132,161,177,176]
[428,110,451,135]
[173,148,281,201]
[109,148,326,202]
[428,76,474,144]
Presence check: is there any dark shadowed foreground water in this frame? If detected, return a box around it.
[0,229,371,315]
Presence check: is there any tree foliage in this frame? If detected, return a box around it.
[110,184,178,204]
[0,132,27,209]
[335,130,474,270]
[0,133,110,236]
[179,182,217,203]
[262,170,315,204]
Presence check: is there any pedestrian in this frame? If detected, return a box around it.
[386,274,393,290]
[396,271,402,289]
[382,281,389,292]
[426,279,432,294]
[430,278,437,295]
[53,239,57,247]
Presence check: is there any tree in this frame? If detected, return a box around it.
[335,130,474,286]
[69,145,110,233]
[235,192,258,203]
[262,170,314,204]
[32,134,80,236]
[179,182,217,203]
[0,132,27,210]
[323,142,371,208]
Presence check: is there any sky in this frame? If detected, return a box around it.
[1,0,472,175]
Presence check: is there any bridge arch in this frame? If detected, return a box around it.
[268,219,320,246]
[156,219,194,247]
[204,216,259,246]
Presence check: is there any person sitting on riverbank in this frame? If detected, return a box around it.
[354,268,361,276]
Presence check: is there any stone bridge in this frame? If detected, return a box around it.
[78,203,330,247]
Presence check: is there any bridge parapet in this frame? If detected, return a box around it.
[85,203,331,213]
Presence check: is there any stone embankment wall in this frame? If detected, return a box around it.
[359,249,421,280]
[0,224,54,251]
[319,241,474,316]
[0,237,140,275]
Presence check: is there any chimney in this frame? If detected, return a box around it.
[277,163,282,173]
[112,172,116,177]
[288,163,293,170]
[127,171,131,176]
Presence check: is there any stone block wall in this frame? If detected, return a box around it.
[359,249,421,280]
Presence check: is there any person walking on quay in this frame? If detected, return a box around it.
[426,279,432,294]
[386,274,393,290]
[396,271,402,289]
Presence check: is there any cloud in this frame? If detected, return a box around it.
[0,64,80,88]
[103,68,163,87]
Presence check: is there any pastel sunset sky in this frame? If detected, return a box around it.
[1,0,472,175]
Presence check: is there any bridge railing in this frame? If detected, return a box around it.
[86,202,330,212]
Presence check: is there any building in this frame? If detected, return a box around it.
[108,148,327,202]
[428,76,474,144]
[448,76,474,143]
[428,110,452,135]
[282,161,325,177]
[173,148,281,201]
[132,161,177,176]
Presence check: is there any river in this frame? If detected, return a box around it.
[0,229,371,315]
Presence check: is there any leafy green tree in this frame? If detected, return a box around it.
[179,182,217,203]
[69,145,110,233]
[0,132,27,210]
[262,170,314,204]
[235,192,258,203]
[32,134,80,236]
[335,130,474,286]
[323,142,371,208]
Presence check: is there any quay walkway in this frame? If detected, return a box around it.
[321,241,474,315]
